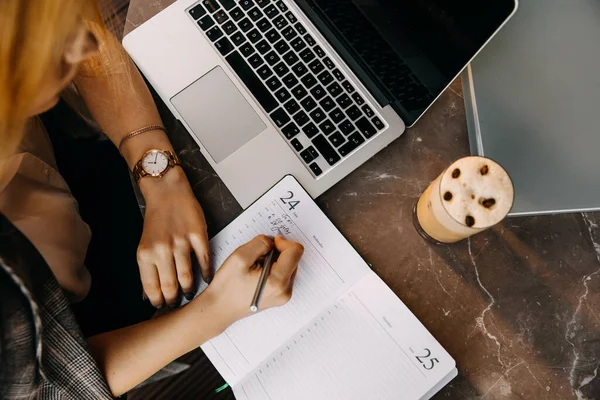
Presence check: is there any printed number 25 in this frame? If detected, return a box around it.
[415,348,439,370]
[280,191,300,211]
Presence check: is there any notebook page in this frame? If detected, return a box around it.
[201,176,370,385]
[233,272,456,400]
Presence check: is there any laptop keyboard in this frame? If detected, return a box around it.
[187,0,386,177]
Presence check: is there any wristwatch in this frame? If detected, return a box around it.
[132,149,181,183]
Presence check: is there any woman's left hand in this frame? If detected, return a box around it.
[136,168,211,308]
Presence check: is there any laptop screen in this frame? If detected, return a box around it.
[297,0,516,125]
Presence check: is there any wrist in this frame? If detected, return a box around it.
[138,164,189,201]
[190,288,235,335]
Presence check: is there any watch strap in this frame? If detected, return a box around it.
[132,150,180,183]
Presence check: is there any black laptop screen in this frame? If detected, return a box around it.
[298,0,516,124]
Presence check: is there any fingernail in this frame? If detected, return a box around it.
[184,293,195,301]
[155,304,164,310]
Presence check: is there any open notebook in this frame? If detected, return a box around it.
[193,175,456,399]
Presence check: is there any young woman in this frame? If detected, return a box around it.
[0,0,303,397]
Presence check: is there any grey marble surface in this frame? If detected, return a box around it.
[124,4,600,399]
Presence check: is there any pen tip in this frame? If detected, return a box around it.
[250,305,258,312]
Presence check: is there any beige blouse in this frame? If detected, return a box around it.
[0,117,91,286]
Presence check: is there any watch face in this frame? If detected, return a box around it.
[142,150,169,176]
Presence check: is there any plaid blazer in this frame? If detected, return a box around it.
[0,214,113,399]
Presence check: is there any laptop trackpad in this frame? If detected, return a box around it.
[171,67,266,163]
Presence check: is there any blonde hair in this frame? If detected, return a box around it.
[0,0,124,167]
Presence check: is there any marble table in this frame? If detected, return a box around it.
[124,3,600,398]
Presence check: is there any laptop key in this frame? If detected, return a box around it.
[323,57,335,69]
[300,148,316,163]
[270,108,290,127]
[338,133,363,156]
[282,72,298,88]
[372,116,384,130]
[332,68,344,81]
[290,138,303,151]
[265,50,280,65]
[275,0,288,12]
[285,11,297,23]
[317,71,333,87]
[214,10,228,23]
[206,26,224,41]
[301,74,317,89]
[240,42,255,57]
[309,162,322,176]
[361,104,374,118]
[310,108,326,124]
[230,6,244,20]
[282,122,300,139]
[293,110,309,126]
[248,53,263,67]
[345,105,361,121]
[308,59,324,75]
[248,7,263,21]
[342,80,355,93]
[198,15,215,30]
[299,48,316,63]
[281,26,297,40]
[290,37,307,52]
[273,15,288,30]
[294,22,307,35]
[309,85,326,100]
[327,82,342,97]
[215,37,234,55]
[328,132,345,148]
[274,40,290,55]
[189,4,206,19]
[257,64,273,79]
[291,85,308,100]
[302,122,319,138]
[222,20,237,34]
[352,93,365,106]
[304,34,316,46]
[273,62,289,77]
[300,97,317,112]
[319,96,335,112]
[202,0,220,13]
[312,135,340,166]
[291,63,308,77]
[256,0,270,7]
[339,120,354,135]
[218,0,236,9]
[274,87,291,102]
[255,40,271,54]
[314,45,325,58]
[284,99,300,114]
[247,29,262,43]
[336,94,352,109]
[319,119,335,135]
[329,107,344,123]
[356,117,376,138]
[257,18,272,32]
[283,51,299,66]
[239,0,254,10]
[265,29,281,43]
[225,51,277,112]
[239,18,253,32]
[266,76,282,90]
[264,4,279,18]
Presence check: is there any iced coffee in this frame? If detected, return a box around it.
[414,156,514,244]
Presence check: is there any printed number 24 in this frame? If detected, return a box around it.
[415,348,439,370]
[280,191,300,211]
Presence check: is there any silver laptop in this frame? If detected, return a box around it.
[123,0,516,207]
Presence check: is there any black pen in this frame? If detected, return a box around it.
[250,247,277,312]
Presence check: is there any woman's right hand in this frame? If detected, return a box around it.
[200,235,303,329]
